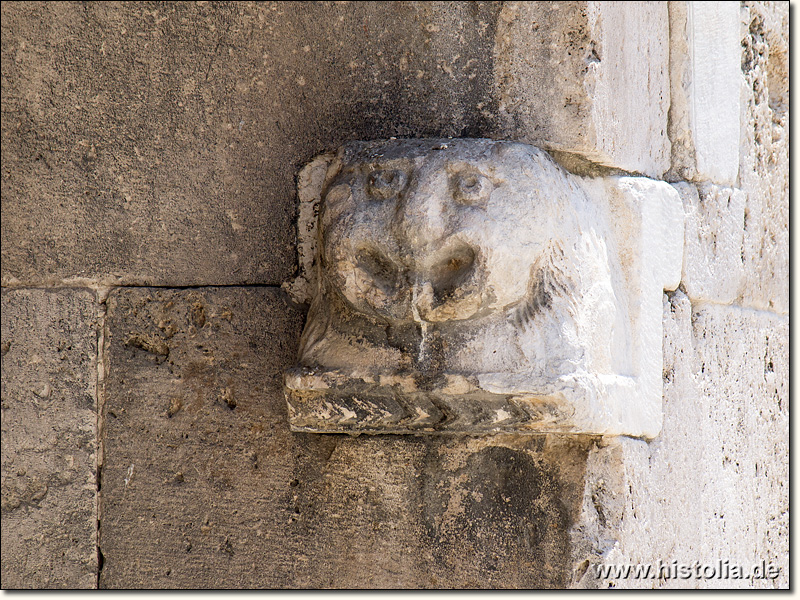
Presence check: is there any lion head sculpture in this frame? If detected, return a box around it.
[284,138,683,438]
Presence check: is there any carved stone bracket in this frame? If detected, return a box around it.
[284,139,683,438]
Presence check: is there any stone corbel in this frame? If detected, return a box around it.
[284,139,683,439]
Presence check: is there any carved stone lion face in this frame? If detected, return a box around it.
[320,139,584,324]
[287,138,684,437]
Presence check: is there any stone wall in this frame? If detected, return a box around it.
[1,1,788,589]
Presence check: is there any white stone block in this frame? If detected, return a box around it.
[285,139,683,438]
[577,296,788,588]
[668,1,742,185]
[692,304,789,585]
[581,175,685,438]
[674,182,745,304]
[738,2,789,315]
[495,1,670,177]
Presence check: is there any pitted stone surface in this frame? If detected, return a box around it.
[675,182,746,305]
[287,139,683,437]
[98,286,588,588]
[1,288,97,589]
[738,1,789,315]
[99,287,305,588]
[1,1,502,287]
[572,294,788,589]
[495,1,670,177]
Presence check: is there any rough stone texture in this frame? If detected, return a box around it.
[667,1,741,185]
[675,182,746,305]
[99,286,590,588]
[1,1,503,287]
[564,2,789,588]
[572,293,788,589]
[1,0,789,590]
[690,302,788,588]
[495,1,670,177]
[99,286,306,588]
[1,288,97,589]
[737,1,789,315]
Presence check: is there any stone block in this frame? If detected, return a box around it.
[495,1,670,177]
[738,2,789,314]
[1,288,97,589]
[668,1,742,185]
[1,1,502,287]
[674,182,746,305]
[577,295,788,588]
[571,291,704,589]
[99,286,588,588]
[691,303,788,588]
[295,435,590,589]
[99,286,306,588]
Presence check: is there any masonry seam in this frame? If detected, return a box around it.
[0,283,286,291]
[94,287,110,589]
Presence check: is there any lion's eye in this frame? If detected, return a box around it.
[367,169,407,200]
[453,173,493,206]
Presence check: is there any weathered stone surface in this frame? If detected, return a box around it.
[495,1,670,177]
[675,182,746,305]
[296,434,591,589]
[738,1,789,315]
[691,302,788,588]
[286,139,683,438]
[99,286,306,588]
[99,286,589,588]
[415,436,591,589]
[667,1,741,185]
[2,0,789,590]
[570,291,704,588]
[1,288,97,589]
[573,293,788,589]
[1,1,502,287]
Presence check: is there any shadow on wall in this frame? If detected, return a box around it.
[1,2,503,286]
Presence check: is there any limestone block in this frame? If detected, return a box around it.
[99,287,305,588]
[1,288,97,589]
[576,295,788,589]
[286,139,683,438]
[691,303,788,588]
[572,292,704,588]
[738,2,789,314]
[674,182,745,304]
[99,286,587,588]
[668,1,742,185]
[295,435,589,589]
[495,1,670,177]
[1,1,501,287]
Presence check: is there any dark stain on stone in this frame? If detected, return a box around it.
[125,333,169,357]
[190,302,206,329]
[422,445,572,588]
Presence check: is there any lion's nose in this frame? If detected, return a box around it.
[394,175,449,250]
